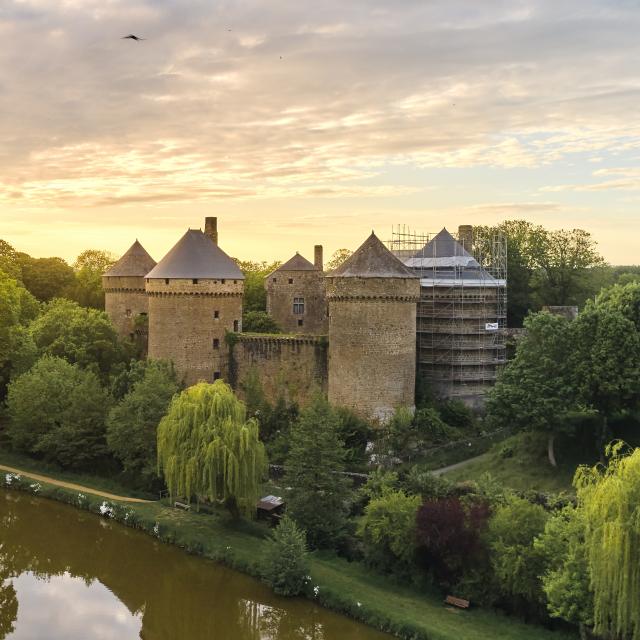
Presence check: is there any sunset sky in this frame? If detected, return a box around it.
[1,0,639,265]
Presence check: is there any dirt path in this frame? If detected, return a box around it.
[0,464,152,503]
[431,453,490,477]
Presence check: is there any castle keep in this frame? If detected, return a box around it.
[145,219,244,386]
[104,218,506,422]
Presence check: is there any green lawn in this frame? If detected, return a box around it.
[443,432,593,494]
[0,449,155,500]
[3,464,575,640]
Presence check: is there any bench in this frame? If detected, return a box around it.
[174,501,191,511]
[445,595,470,609]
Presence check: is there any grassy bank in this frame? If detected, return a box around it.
[0,449,154,500]
[2,465,574,640]
[442,432,592,494]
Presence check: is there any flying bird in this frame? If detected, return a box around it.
[121,34,145,41]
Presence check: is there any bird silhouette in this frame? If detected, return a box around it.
[121,34,145,41]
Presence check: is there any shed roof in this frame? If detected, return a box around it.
[104,240,156,277]
[331,232,418,278]
[146,229,244,280]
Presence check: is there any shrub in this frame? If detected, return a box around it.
[439,399,476,431]
[242,311,281,333]
[402,466,453,499]
[487,496,549,616]
[260,516,310,596]
[358,490,420,575]
[413,407,450,443]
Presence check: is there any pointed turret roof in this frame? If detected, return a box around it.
[276,253,317,272]
[331,232,417,278]
[404,228,498,283]
[146,229,244,279]
[415,228,475,260]
[104,240,156,277]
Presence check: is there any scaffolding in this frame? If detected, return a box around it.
[387,225,507,406]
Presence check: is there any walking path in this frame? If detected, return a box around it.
[0,464,152,503]
[431,452,490,477]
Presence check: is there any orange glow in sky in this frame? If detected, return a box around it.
[1,1,638,265]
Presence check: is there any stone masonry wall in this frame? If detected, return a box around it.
[231,334,328,406]
[102,275,148,339]
[147,278,243,386]
[265,270,327,334]
[326,276,419,425]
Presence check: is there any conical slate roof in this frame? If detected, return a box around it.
[415,228,474,260]
[331,232,417,278]
[146,229,244,280]
[404,228,496,283]
[276,253,317,272]
[104,240,156,277]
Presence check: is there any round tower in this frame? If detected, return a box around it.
[146,224,244,386]
[403,227,507,408]
[102,240,156,340]
[326,233,420,424]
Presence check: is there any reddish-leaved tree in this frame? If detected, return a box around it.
[415,496,491,587]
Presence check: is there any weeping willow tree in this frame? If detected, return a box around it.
[157,380,268,518]
[574,443,640,639]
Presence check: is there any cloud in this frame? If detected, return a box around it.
[1,1,639,263]
[542,167,640,192]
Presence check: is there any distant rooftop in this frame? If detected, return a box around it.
[275,253,317,272]
[331,232,418,278]
[146,229,244,280]
[104,240,156,277]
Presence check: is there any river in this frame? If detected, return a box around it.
[0,490,390,640]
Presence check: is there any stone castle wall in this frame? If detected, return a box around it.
[146,278,243,386]
[230,334,327,406]
[326,276,420,424]
[102,275,148,339]
[265,270,327,334]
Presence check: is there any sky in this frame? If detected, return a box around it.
[1,0,639,265]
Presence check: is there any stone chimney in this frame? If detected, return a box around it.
[457,225,473,253]
[205,217,218,245]
[314,245,323,271]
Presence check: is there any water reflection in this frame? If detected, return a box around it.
[9,573,142,639]
[0,491,389,640]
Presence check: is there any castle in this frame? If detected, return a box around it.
[103,217,506,423]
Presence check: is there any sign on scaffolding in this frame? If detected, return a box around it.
[485,322,499,331]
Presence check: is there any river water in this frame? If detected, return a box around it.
[0,490,390,640]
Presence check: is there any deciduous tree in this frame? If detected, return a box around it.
[574,445,640,640]
[570,305,640,457]
[29,298,126,378]
[486,312,576,466]
[107,360,179,487]
[325,248,353,272]
[157,381,267,517]
[17,254,75,302]
[487,496,549,614]
[69,249,117,309]
[6,356,110,469]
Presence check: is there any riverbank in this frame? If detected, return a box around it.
[1,466,573,640]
